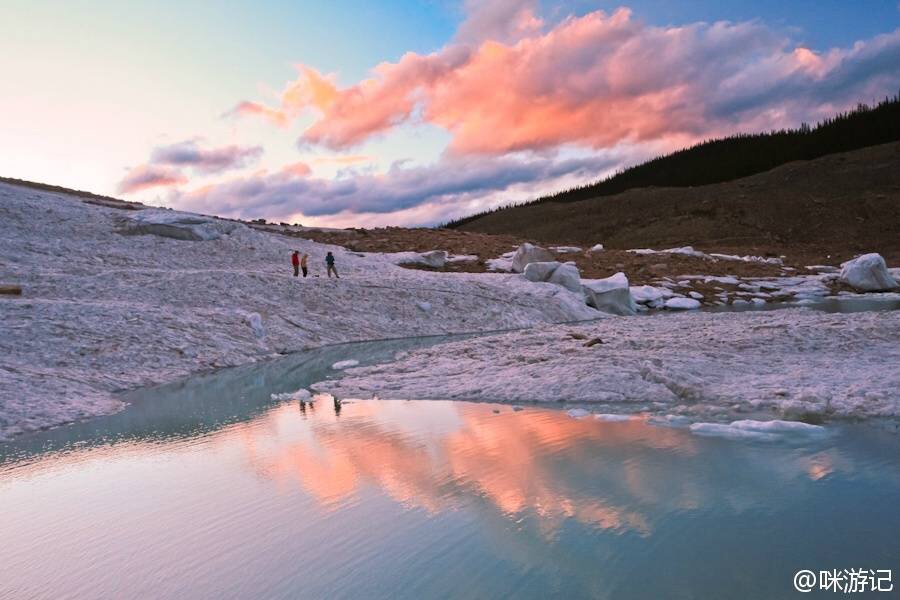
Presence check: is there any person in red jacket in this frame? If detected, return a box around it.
[291,250,300,277]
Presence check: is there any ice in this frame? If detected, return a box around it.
[0,183,599,440]
[332,359,360,370]
[511,243,555,273]
[270,388,312,401]
[315,309,900,422]
[566,408,591,419]
[690,419,827,442]
[594,413,636,422]
[583,273,637,315]
[123,209,241,241]
[589,244,604,253]
[840,253,898,292]
[664,297,701,310]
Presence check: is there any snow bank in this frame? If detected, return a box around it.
[0,183,600,440]
[840,253,897,292]
[314,309,900,422]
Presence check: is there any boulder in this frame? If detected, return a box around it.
[124,209,241,241]
[511,243,555,273]
[547,263,582,293]
[582,272,637,316]
[839,253,898,292]
[523,261,561,282]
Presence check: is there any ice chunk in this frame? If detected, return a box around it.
[690,419,826,441]
[523,261,561,283]
[594,413,636,422]
[332,359,360,370]
[271,388,312,401]
[511,243,555,273]
[839,253,898,292]
[583,272,637,315]
[124,209,241,241]
[589,243,604,253]
[566,408,591,419]
[664,297,701,310]
[547,263,582,293]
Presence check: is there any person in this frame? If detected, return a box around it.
[300,252,309,278]
[326,251,339,278]
[291,250,300,277]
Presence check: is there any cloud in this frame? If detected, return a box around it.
[169,150,623,225]
[117,164,188,194]
[281,161,312,177]
[149,140,264,174]
[231,6,900,156]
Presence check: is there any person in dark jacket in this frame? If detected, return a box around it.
[326,251,339,278]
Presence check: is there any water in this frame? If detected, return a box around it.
[2,342,900,599]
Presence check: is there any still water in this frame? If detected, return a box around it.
[2,340,899,599]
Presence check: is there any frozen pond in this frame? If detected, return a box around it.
[2,339,900,599]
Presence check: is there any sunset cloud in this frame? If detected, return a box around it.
[233,8,900,156]
[117,164,188,194]
[171,151,621,223]
[150,140,264,174]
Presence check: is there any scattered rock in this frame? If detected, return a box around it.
[839,253,898,292]
[583,337,603,347]
[511,243,555,273]
[0,284,22,296]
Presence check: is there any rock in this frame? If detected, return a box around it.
[0,284,22,296]
[547,263,582,293]
[665,297,701,310]
[839,253,898,292]
[418,250,448,268]
[583,337,603,347]
[523,261,561,282]
[511,243,555,273]
[582,272,637,316]
[124,209,241,241]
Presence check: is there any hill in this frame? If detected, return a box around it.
[451,141,900,263]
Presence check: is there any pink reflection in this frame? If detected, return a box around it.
[231,401,703,535]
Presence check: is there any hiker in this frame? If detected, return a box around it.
[291,250,300,277]
[326,251,339,278]
[300,252,309,277]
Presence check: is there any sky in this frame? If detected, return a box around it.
[2,1,899,227]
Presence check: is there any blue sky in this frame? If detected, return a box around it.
[1,1,898,226]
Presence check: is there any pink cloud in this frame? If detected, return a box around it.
[117,165,188,194]
[281,161,312,177]
[150,140,263,174]
[231,7,900,155]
